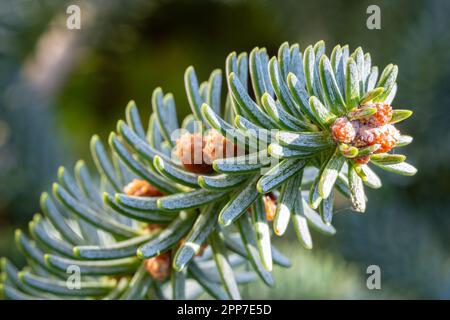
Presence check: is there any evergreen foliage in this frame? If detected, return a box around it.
[0,41,415,300]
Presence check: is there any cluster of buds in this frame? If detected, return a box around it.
[331,102,400,164]
[175,129,238,173]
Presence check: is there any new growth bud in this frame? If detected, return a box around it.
[124,179,163,197]
[145,253,171,282]
[331,103,400,164]
[175,129,238,173]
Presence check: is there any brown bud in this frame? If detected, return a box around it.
[331,117,357,143]
[202,129,238,164]
[264,193,277,222]
[175,130,239,173]
[353,124,400,153]
[362,103,393,127]
[123,179,163,197]
[145,224,164,233]
[144,252,171,282]
[353,155,370,165]
[174,132,213,173]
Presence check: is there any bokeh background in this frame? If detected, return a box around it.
[0,0,449,299]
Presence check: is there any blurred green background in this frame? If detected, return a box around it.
[0,0,449,299]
